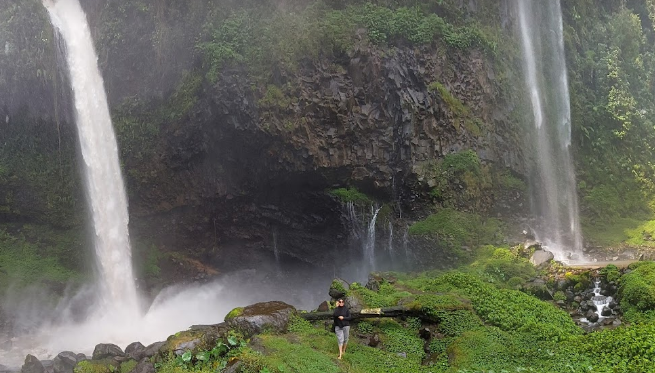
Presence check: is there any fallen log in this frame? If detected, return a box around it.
[299,306,418,321]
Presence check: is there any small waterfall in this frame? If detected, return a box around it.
[581,280,614,324]
[515,0,584,262]
[272,228,281,276]
[387,221,395,263]
[44,0,139,316]
[364,206,382,271]
[346,201,362,239]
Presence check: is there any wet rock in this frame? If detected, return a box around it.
[21,355,44,373]
[75,354,87,363]
[608,300,618,309]
[125,342,146,361]
[52,352,77,373]
[523,278,551,300]
[530,250,554,268]
[368,334,380,347]
[345,295,363,313]
[601,306,612,317]
[317,301,330,312]
[131,360,155,373]
[419,327,431,340]
[585,310,599,323]
[92,344,125,360]
[365,278,380,292]
[226,301,296,337]
[144,342,165,358]
[396,352,407,358]
[602,318,615,326]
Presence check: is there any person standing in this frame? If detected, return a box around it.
[333,298,352,359]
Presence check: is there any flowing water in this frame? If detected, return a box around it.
[44,0,139,316]
[516,0,584,262]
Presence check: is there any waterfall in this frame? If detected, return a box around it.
[387,221,395,263]
[516,0,584,262]
[43,0,139,316]
[364,206,382,271]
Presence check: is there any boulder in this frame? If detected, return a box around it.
[368,334,380,347]
[329,279,349,299]
[601,306,612,317]
[585,310,599,323]
[125,342,146,361]
[523,278,551,300]
[161,324,230,356]
[92,344,125,360]
[144,342,165,358]
[131,360,155,373]
[227,301,296,337]
[21,355,44,373]
[52,352,77,373]
[316,301,330,312]
[530,250,554,268]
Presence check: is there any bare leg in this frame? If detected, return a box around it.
[343,342,347,354]
[338,344,343,359]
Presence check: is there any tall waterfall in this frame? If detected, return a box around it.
[516,0,584,262]
[43,0,139,315]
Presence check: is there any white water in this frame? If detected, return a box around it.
[44,0,139,315]
[364,206,381,271]
[581,280,613,324]
[516,0,584,262]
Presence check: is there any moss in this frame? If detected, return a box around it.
[619,261,655,314]
[328,187,373,205]
[225,307,244,321]
[408,209,503,250]
[74,361,113,373]
[119,360,137,373]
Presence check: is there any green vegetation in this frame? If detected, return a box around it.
[328,187,373,206]
[408,208,504,250]
[197,2,498,83]
[563,2,655,244]
[0,226,85,289]
[225,307,245,321]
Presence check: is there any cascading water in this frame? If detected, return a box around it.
[515,0,584,262]
[581,280,614,324]
[364,206,381,271]
[43,0,139,315]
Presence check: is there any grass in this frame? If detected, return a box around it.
[582,215,655,247]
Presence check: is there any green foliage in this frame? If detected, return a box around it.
[196,2,497,84]
[470,246,537,284]
[599,264,621,283]
[355,321,374,334]
[258,85,292,110]
[119,360,137,373]
[349,281,411,308]
[619,261,655,313]
[378,320,425,361]
[328,187,373,205]
[428,81,469,116]
[74,361,112,373]
[573,322,655,372]
[408,208,504,250]
[0,227,83,289]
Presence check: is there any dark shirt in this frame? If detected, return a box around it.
[333,306,352,328]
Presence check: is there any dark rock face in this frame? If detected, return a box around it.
[92,344,125,360]
[226,301,296,337]
[0,1,527,279]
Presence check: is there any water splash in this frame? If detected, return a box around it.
[43,0,139,315]
[515,0,584,262]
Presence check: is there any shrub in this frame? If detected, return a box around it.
[619,261,655,313]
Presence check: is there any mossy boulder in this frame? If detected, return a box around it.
[328,278,349,299]
[160,324,230,356]
[226,301,296,337]
[92,344,125,360]
[224,307,244,321]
